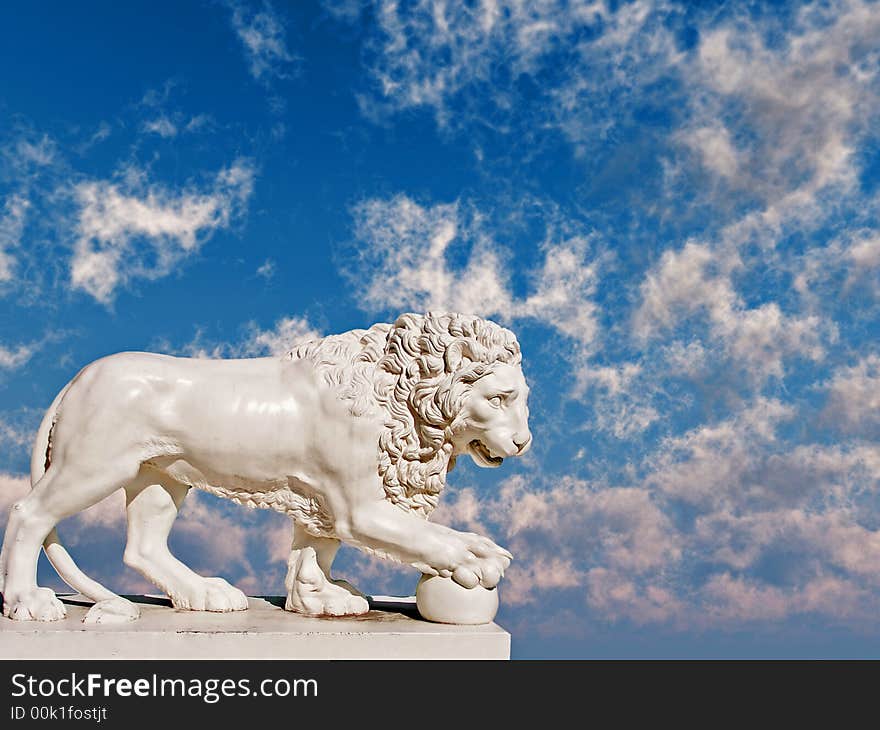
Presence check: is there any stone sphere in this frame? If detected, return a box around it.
[416,574,499,625]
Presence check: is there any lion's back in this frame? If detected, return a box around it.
[52,352,297,455]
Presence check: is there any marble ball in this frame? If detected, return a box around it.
[416,574,499,625]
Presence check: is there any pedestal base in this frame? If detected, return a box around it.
[0,594,510,659]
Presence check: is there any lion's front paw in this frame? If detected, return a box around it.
[2,587,66,622]
[434,533,512,589]
[170,577,248,612]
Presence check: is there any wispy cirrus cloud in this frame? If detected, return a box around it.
[344,0,878,216]
[350,0,681,138]
[70,160,255,304]
[0,342,37,371]
[0,130,57,292]
[159,315,321,359]
[228,1,298,84]
[142,117,179,138]
[348,194,604,349]
[1,132,56,172]
[138,82,216,140]
[1,111,253,307]
[0,194,29,282]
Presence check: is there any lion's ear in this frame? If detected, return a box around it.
[444,341,470,373]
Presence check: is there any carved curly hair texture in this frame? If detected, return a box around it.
[288,312,522,520]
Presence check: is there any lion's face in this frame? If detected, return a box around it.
[452,362,532,468]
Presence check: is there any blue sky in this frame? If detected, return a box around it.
[2,0,880,658]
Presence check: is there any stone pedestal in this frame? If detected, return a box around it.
[0,594,510,659]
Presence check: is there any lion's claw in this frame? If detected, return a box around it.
[481,563,502,587]
[435,532,513,589]
[453,566,480,589]
[3,587,66,622]
[170,577,248,612]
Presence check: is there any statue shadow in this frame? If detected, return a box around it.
[59,594,172,608]
[366,596,421,620]
[257,594,422,621]
[56,593,424,621]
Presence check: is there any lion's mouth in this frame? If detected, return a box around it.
[468,440,504,468]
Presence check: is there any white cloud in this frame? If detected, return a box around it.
[172,494,256,576]
[173,315,321,359]
[349,194,602,347]
[142,117,178,138]
[61,490,126,542]
[321,0,365,22]
[661,339,708,377]
[633,241,732,338]
[430,486,486,533]
[229,2,297,83]
[242,316,321,357]
[503,556,582,608]
[0,342,36,371]
[0,194,29,281]
[0,415,33,452]
[822,354,880,434]
[70,159,254,303]
[793,226,880,305]
[136,85,213,141]
[849,232,880,272]
[351,195,511,316]
[435,475,683,622]
[256,258,276,279]
[3,134,55,170]
[646,397,797,508]
[575,362,660,438]
[347,1,879,401]
[689,1,879,204]
[355,0,679,136]
[696,557,879,626]
[0,131,56,289]
[185,115,212,133]
[518,235,602,347]
[640,394,880,623]
[88,122,112,146]
[680,125,739,179]
[633,240,828,381]
[430,402,880,628]
[695,500,880,580]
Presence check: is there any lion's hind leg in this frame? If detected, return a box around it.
[123,474,248,613]
[300,531,367,599]
[0,482,65,621]
[2,460,139,621]
[284,528,369,617]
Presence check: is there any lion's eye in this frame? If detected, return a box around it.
[488,395,503,407]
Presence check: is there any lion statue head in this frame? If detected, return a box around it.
[288,312,532,519]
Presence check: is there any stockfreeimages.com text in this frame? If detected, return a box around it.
[11,673,317,704]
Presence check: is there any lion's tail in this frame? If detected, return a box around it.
[32,379,137,620]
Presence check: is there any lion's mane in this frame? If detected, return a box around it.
[287,312,521,519]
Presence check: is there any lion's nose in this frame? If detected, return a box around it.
[514,435,532,454]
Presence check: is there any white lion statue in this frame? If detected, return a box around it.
[0,312,531,623]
